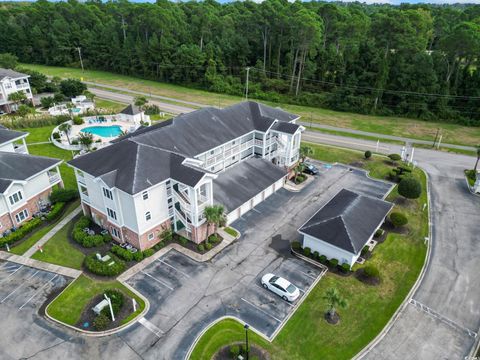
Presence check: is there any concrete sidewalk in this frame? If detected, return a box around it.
[23,206,82,258]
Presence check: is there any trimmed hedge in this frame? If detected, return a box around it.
[291,241,301,250]
[50,188,79,204]
[363,265,380,278]
[45,202,65,221]
[318,255,327,264]
[84,253,125,276]
[72,216,110,248]
[143,249,154,257]
[328,258,339,267]
[303,247,311,257]
[364,150,372,159]
[341,263,351,273]
[0,218,43,247]
[390,212,408,227]
[111,245,134,261]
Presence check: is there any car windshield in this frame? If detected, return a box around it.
[270,276,279,284]
[286,284,297,293]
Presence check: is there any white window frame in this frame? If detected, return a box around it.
[15,209,28,224]
[145,211,151,221]
[142,191,149,200]
[147,233,154,241]
[103,187,113,200]
[111,227,120,238]
[9,191,23,206]
[106,208,117,220]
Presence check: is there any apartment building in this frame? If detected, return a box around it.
[0,68,33,113]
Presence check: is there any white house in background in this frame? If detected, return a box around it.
[0,126,63,234]
[48,95,95,116]
[69,101,304,250]
[0,68,33,113]
[118,104,150,125]
[298,189,393,268]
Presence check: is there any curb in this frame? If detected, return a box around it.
[353,167,432,359]
[463,172,480,197]
[44,276,150,337]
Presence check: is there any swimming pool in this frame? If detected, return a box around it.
[81,125,123,138]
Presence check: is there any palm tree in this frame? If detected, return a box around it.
[58,122,72,144]
[7,91,27,112]
[323,287,348,321]
[78,132,94,150]
[294,162,305,183]
[473,145,480,173]
[299,145,313,163]
[203,204,226,237]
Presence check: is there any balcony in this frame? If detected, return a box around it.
[80,192,90,203]
[48,172,61,185]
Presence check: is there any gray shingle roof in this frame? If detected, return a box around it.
[0,68,29,81]
[299,189,393,254]
[212,157,286,212]
[0,127,27,145]
[271,121,300,135]
[120,104,143,116]
[0,152,61,193]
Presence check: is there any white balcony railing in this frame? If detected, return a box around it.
[14,145,27,154]
[81,192,90,203]
[48,172,61,185]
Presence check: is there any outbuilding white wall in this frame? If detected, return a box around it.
[301,233,360,267]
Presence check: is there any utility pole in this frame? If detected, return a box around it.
[245,67,250,101]
[76,47,84,73]
[432,128,440,148]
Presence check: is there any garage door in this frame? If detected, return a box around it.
[252,192,263,206]
[240,201,251,215]
[264,185,274,198]
[274,178,284,192]
[227,208,240,224]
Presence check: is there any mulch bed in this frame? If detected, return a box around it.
[171,233,224,255]
[214,343,270,360]
[324,312,341,325]
[382,220,409,235]
[355,268,381,286]
[75,291,136,331]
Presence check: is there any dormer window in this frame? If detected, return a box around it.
[9,191,23,205]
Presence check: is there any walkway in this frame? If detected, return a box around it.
[23,206,82,258]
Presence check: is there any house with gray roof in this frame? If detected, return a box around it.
[68,101,304,250]
[118,104,150,125]
[298,189,393,267]
[0,68,33,113]
[0,128,63,234]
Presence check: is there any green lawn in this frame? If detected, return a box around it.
[21,63,480,147]
[10,200,80,255]
[223,227,238,238]
[190,144,428,360]
[47,274,145,326]
[95,98,126,113]
[31,219,85,270]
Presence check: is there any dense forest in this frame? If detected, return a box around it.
[0,0,479,125]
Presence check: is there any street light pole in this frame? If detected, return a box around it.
[76,47,85,73]
[244,323,250,360]
[245,67,250,101]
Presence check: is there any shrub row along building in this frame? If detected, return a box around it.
[69,101,304,250]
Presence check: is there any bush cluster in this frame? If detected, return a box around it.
[50,188,79,203]
[72,116,84,125]
[93,313,110,331]
[100,290,124,320]
[72,216,110,248]
[179,236,188,246]
[143,249,154,257]
[291,241,301,250]
[388,165,413,183]
[398,177,422,199]
[390,212,408,227]
[111,245,134,261]
[84,253,125,276]
[197,244,205,252]
[0,218,43,247]
[363,265,380,279]
[45,202,65,221]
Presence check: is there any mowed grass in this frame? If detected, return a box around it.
[21,63,480,147]
[190,144,428,360]
[10,200,80,255]
[95,98,126,113]
[47,274,145,326]
[31,219,85,270]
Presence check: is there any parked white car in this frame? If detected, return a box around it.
[261,273,300,302]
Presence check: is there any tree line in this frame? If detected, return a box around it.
[0,0,479,125]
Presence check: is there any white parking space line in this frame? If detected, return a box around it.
[157,259,191,278]
[300,270,318,281]
[0,265,24,283]
[298,287,305,293]
[241,298,282,323]
[3,265,20,271]
[18,274,58,310]
[252,208,262,214]
[140,270,174,291]
[253,284,294,307]
[138,317,164,338]
[1,270,39,303]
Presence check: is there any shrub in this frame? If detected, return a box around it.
[153,241,165,251]
[197,244,205,252]
[229,344,240,357]
[388,154,401,162]
[101,289,124,319]
[72,216,110,247]
[374,229,384,238]
[341,263,351,273]
[466,169,477,181]
[313,251,319,260]
[0,218,43,247]
[72,116,84,125]
[318,255,327,264]
[45,202,65,221]
[398,177,422,199]
[364,150,372,159]
[52,132,60,140]
[82,234,105,248]
[363,265,380,279]
[390,212,408,227]
[133,251,144,262]
[329,258,339,268]
[93,313,110,331]
[50,188,79,203]
[303,247,311,257]
[111,245,134,262]
[84,253,125,276]
[361,245,369,256]
[224,227,238,237]
[179,236,188,246]
[71,139,79,145]
[291,241,301,250]
[143,249,154,257]
[205,242,212,251]
[208,234,219,244]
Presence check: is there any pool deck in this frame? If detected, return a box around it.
[68,116,138,145]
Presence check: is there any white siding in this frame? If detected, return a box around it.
[0,142,14,153]
[301,233,359,267]
[133,182,169,233]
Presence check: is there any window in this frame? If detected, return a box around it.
[142,191,149,200]
[103,188,113,200]
[111,227,120,238]
[145,212,151,221]
[15,209,28,224]
[148,233,154,241]
[9,191,23,206]
[106,208,117,220]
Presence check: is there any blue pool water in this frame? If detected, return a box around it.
[81,125,122,138]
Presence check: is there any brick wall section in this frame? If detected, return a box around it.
[138,219,171,251]
[0,212,14,231]
[190,222,215,244]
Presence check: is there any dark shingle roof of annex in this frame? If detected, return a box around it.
[68,140,206,195]
[0,126,27,145]
[0,152,61,193]
[120,104,143,116]
[129,101,299,157]
[0,68,29,81]
[299,189,393,254]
